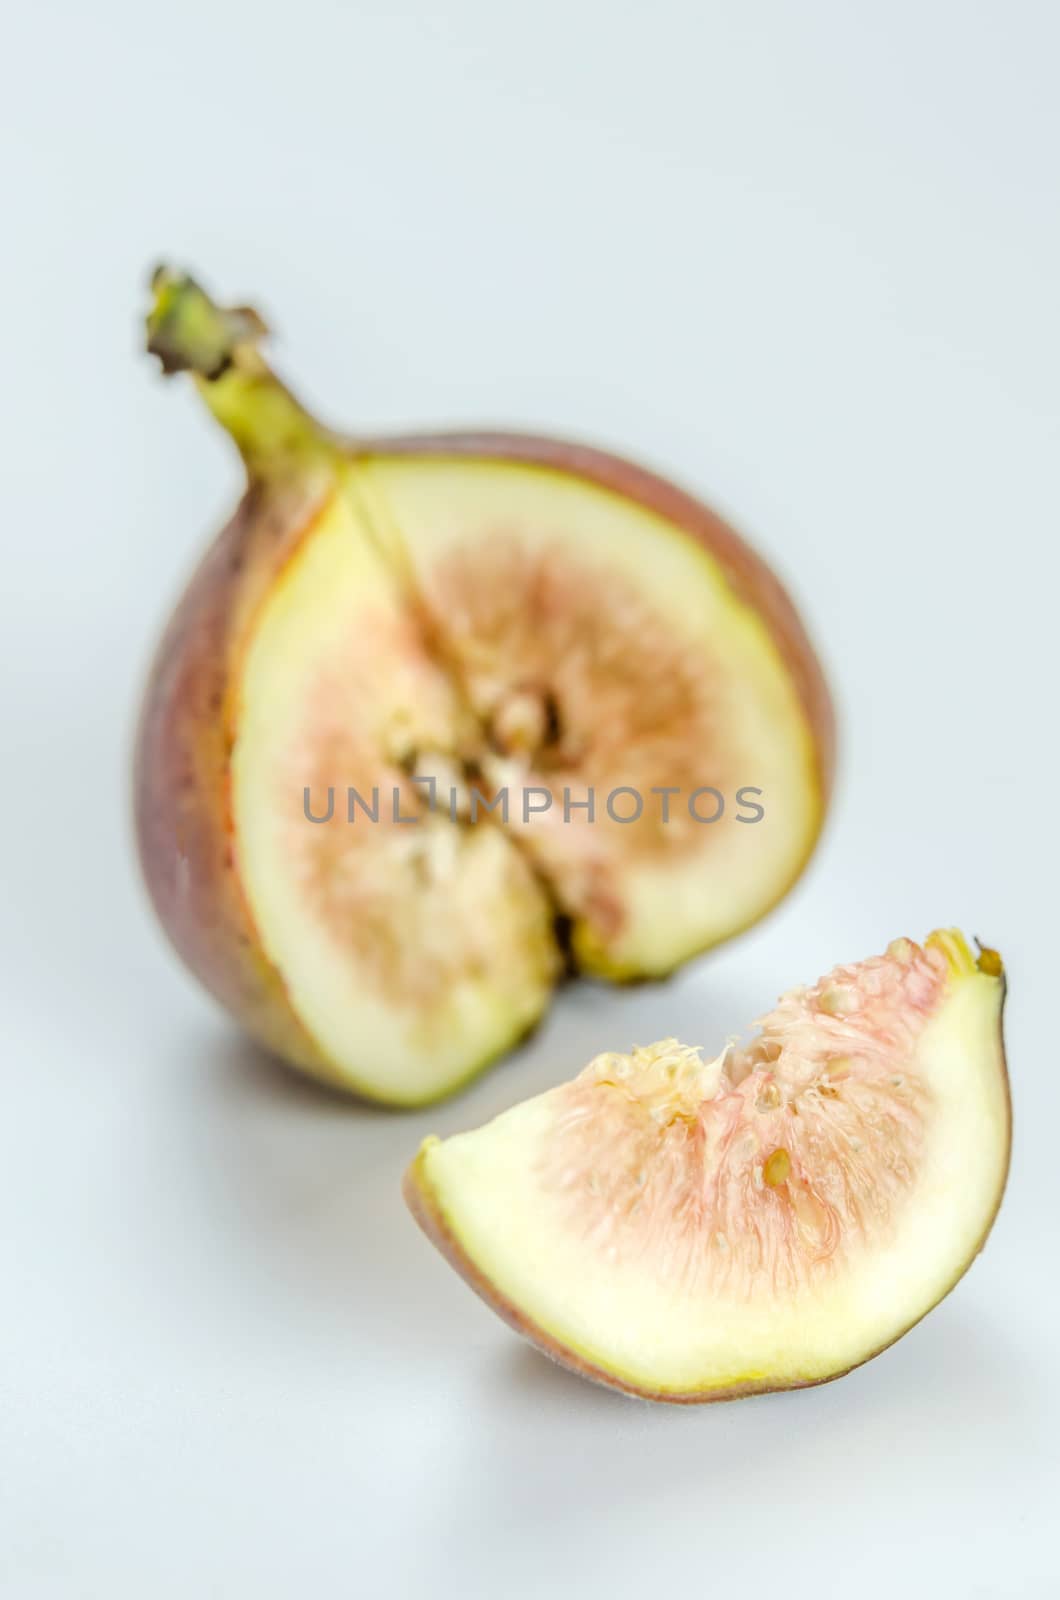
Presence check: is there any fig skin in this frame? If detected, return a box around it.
[134,269,835,1094]
[404,967,1011,1404]
[134,475,340,1079]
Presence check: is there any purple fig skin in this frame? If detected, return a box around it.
[134,476,340,1078]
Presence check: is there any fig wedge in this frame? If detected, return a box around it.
[136,269,833,1104]
[405,931,1011,1399]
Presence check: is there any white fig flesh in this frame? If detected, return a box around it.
[405,932,1010,1400]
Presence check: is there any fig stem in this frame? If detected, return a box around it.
[145,266,337,474]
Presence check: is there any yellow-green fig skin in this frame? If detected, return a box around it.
[134,269,836,1104]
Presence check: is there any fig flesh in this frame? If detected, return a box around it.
[136,269,833,1104]
[405,931,1011,1399]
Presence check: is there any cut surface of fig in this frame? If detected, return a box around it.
[359,457,821,978]
[136,269,834,1104]
[405,931,1010,1399]
[231,490,559,1104]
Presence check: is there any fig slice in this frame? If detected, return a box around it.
[136,267,833,1104]
[405,931,1011,1400]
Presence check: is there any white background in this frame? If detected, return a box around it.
[3,2,1058,1594]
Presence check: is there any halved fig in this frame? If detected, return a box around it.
[135,268,833,1104]
[405,931,1011,1399]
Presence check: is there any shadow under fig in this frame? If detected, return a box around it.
[160,965,775,1377]
[492,1289,1024,1426]
[435,1293,1037,1541]
[154,1008,1038,1561]
[169,1032,460,1358]
[216,1029,396,1114]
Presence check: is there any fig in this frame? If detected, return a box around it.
[405,930,1011,1400]
[135,268,833,1105]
